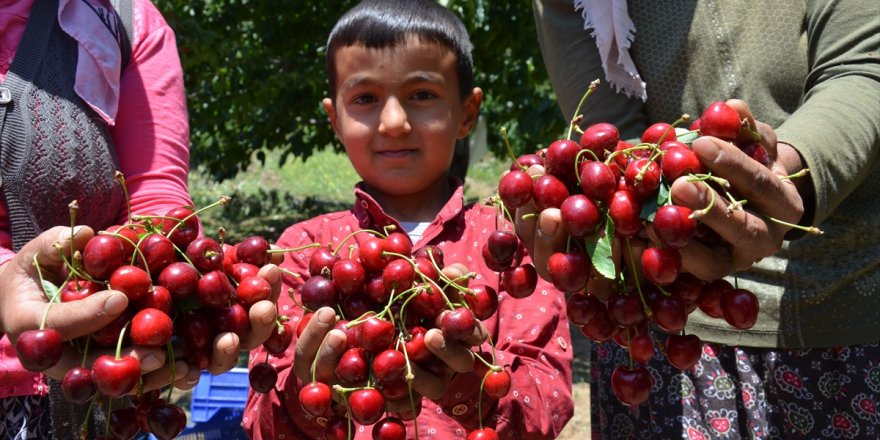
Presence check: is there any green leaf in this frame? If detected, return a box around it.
[41,279,60,301]
[677,129,699,145]
[585,216,615,279]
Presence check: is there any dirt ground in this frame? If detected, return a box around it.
[557,323,592,439]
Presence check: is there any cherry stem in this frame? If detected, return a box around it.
[81,337,91,369]
[573,149,600,186]
[780,168,810,180]
[761,214,824,235]
[268,242,321,255]
[163,196,231,237]
[397,335,421,439]
[114,322,129,360]
[68,200,78,262]
[104,398,113,438]
[500,127,525,171]
[565,79,600,140]
[624,237,653,320]
[80,397,96,439]
[115,171,132,223]
[33,254,62,330]
[689,181,718,220]
[331,229,384,255]
[165,341,176,401]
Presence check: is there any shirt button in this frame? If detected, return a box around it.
[452,404,468,416]
[557,336,568,351]
[0,86,11,105]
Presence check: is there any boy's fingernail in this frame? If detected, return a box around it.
[326,332,346,351]
[537,213,558,237]
[317,308,335,324]
[103,293,128,315]
[72,226,86,238]
[142,355,162,371]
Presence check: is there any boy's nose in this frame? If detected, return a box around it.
[378,97,411,137]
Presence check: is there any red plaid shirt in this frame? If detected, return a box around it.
[243,181,574,439]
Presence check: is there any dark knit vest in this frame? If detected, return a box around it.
[0,0,126,253]
[0,0,133,438]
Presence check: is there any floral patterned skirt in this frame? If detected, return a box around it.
[590,336,880,439]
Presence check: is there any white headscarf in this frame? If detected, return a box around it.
[573,0,647,101]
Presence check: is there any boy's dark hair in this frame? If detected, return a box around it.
[326,0,474,101]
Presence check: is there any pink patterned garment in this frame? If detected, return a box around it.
[243,182,575,439]
[0,0,191,398]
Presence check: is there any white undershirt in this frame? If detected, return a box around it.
[399,221,431,243]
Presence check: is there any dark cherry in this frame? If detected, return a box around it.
[336,346,370,387]
[608,190,643,237]
[83,234,126,280]
[109,265,152,303]
[263,322,293,355]
[566,293,601,326]
[640,247,682,286]
[61,366,96,403]
[532,174,569,211]
[373,416,407,440]
[544,138,583,185]
[498,169,534,209]
[509,153,544,171]
[308,246,339,277]
[146,403,187,440]
[547,250,590,293]
[348,388,386,425]
[579,122,619,160]
[108,406,141,440]
[579,160,617,203]
[721,288,759,329]
[665,333,702,370]
[136,233,176,277]
[162,206,200,250]
[440,307,477,341]
[92,354,140,398]
[157,261,199,301]
[236,235,270,267]
[652,295,687,333]
[611,365,653,406]
[461,284,498,320]
[560,194,601,237]
[196,269,234,308]
[501,263,538,299]
[249,362,278,393]
[130,307,173,347]
[699,101,741,141]
[185,237,225,273]
[698,279,733,319]
[652,205,697,249]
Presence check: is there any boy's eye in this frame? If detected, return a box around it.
[352,94,378,105]
[411,90,437,101]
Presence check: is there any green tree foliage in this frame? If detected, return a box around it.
[156,0,565,180]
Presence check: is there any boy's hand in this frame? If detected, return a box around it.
[208,263,281,375]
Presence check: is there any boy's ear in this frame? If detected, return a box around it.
[457,87,483,139]
[322,97,340,137]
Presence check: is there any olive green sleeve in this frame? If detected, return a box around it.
[774,0,880,227]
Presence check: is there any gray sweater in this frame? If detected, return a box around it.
[535,0,880,348]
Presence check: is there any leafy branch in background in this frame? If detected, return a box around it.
[156,0,563,181]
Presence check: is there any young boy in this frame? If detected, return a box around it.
[243,1,573,438]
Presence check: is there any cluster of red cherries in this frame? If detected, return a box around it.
[269,228,536,440]
[496,94,771,407]
[14,197,281,440]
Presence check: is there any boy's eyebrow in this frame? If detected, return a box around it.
[340,71,447,91]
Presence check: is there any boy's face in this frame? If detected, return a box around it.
[323,38,482,201]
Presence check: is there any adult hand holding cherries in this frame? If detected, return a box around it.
[0,225,283,390]
[666,99,812,280]
[0,226,199,391]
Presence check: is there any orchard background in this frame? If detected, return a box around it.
[155,0,591,437]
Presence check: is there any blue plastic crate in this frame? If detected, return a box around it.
[190,368,250,423]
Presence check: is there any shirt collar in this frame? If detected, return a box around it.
[351,177,466,241]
